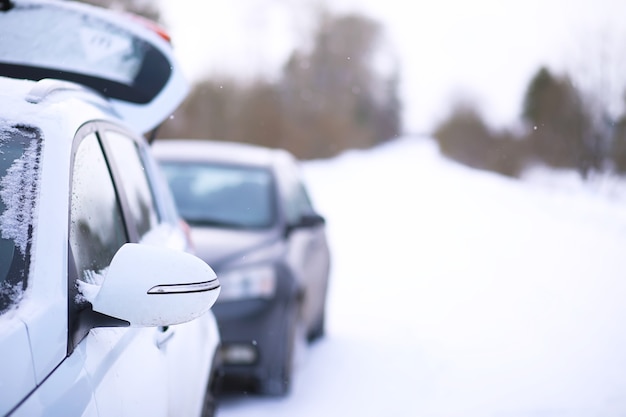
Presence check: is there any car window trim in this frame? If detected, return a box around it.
[68,122,131,350]
[95,122,155,243]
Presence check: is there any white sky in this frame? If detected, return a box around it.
[158,0,626,134]
[217,135,626,416]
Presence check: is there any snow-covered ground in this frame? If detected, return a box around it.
[217,136,626,417]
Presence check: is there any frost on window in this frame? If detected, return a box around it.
[0,124,42,315]
[0,138,41,255]
[0,280,23,313]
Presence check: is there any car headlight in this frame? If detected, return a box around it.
[217,264,276,301]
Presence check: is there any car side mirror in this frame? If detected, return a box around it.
[92,243,220,327]
[286,213,326,236]
[299,213,326,228]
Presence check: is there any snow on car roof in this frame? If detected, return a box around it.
[0,77,38,124]
[0,76,113,132]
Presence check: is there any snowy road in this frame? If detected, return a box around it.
[217,136,626,416]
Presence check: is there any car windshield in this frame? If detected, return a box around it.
[160,162,276,229]
[0,123,42,314]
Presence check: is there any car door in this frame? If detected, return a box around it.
[100,125,216,417]
[280,159,331,333]
[0,122,170,417]
[68,127,170,417]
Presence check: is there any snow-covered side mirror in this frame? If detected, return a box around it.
[92,243,220,327]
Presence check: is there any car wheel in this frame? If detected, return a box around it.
[200,391,217,417]
[200,355,223,417]
[258,304,301,396]
[307,310,326,342]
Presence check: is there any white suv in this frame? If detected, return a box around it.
[0,1,221,416]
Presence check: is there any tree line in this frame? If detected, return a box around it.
[434,66,626,179]
[156,11,402,160]
[79,0,626,179]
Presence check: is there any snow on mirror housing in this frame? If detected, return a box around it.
[92,244,221,327]
[0,0,189,133]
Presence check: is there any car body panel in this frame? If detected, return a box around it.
[82,327,168,416]
[0,319,34,417]
[0,85,79,391]
[285,224,331,334]
[190,227,280,268]
[163,312,221,417]
[11,348,98,417]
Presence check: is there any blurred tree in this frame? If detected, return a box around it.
[433,101,527,177]
[569,27,626,133]
[434,103,492,169]
[75,0,161,22]
[158,9,403,160]
[521,67,600,177]
[610,96,626,173]
[157,78,286,148]
[159,79,238,141]
[280,11,402,157]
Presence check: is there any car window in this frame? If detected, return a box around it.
[284,183,312,225]
[103,130,159,241]
[160,162,276,229]
[0,125,42,314]
[0,3,171,104]
[280,161,314,225]
[0,1,189,135]
[70,132,127,302]
[298,183,315,212]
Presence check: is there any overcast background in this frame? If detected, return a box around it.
[157,0,626,134]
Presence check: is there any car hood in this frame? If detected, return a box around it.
[190,226,282,269]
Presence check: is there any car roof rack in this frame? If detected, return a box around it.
[25,78,111,110]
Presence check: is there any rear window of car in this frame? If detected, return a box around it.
[0,123,42,314]
[0,3,171,104]
[160,162,276,229]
